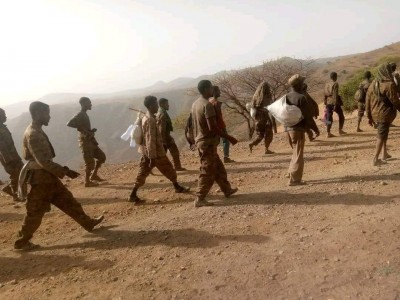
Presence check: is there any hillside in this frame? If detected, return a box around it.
[1,116,400,299]
[1,42,399,180]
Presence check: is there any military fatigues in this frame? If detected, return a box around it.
[15,123,97,248]
[192,96,232,199]
[358,79,372,118]
[324,80,345,132]
[285,89,314,183]
[303,91,320,140]
[133,112,177,188]
[249,109,274,151]
[156,107,183,169]
[366,80,400,141]
[67,111,106,173]
[0,124,23,198]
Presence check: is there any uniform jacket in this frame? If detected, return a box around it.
[141,111,166,159]
[156,108,174,146]
[324,80,340,106]
[0,124,22,166]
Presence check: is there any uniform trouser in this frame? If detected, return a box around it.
[80,140,106,172]
[2,160,23,195]
[250,110,273,150]
[15,178,93,247]
[326,105,345,131]
[196,145,232,199]
[164,142,182,169]
[288,131,305,183]
[221,128,230,158]
[134,155,177,188]
[358,102,366,118]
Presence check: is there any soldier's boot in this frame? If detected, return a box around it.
[2,184,13,197]
[265,149,275,155]
[90,162,105,182]
[85,171,99,187]
[326,125,335,138]
[83,215,104,232]
[224,187,238,198]
[194,197,214,208]
[14,231,40,251]
[173,182,190,193]
[356,117,363,132]
[128,187,146,205]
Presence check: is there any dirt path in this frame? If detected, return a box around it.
[1,117,400,299]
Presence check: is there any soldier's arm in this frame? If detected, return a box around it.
[0,131,16,164]
[206,116,237,145]
[27,133,67,178]
[67,114,93,136]
[332,83,339,104]
[157,114,169,145]
[144,118,158,159]
[365,86,373,123]
[388,83,400,111]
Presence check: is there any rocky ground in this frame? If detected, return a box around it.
[1,116,400,300]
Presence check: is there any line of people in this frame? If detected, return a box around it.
[0,63,400,250]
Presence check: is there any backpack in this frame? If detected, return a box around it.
[184,113,195,150]
[354,86,366,102]
[267,95,303,127]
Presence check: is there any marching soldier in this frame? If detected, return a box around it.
[14,101,103,251]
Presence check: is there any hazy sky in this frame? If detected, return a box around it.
[0,0,399,106]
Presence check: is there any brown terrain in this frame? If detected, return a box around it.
[1,113,400,299]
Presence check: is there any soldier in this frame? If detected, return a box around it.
[286,75,315,186]
[209,86,235,163]
[14,101,103,251]
[356,71,372,132]
[302,84,320,141]
[366,63,400,166]
[0,108,24,202]
[192,80,238,207]
[248,82,275,154]
[129,96,190,205]
[156,98,186,171]
[324,72,346,137]
[67,97,106,187]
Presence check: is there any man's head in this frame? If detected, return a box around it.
[158,98,169,110]
[144,95,158,114]
[0,108,6,124]
[330,72,338,82]
[288,74,306,92]
[213,86,221,98]
[29,101,51,126]
[79,97,92,110]
[364,71,372,80]
[197,80,214,98]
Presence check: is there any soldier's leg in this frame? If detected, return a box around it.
[213,150,235,197]
[2,161,23,200]
[168,142,184,170]
[357,103,365,132]
[14,184,52,248]
[288,131,306,184]
[196,146,217,200]
[249,116,266,152]
[82,142,97,186]
[155,156,188,193]
[325,105,334,137]
[264,122,274,154]
[129,156,153,203]
[335,105,346,133]
[51,181,101,231]
[91,146,106,181]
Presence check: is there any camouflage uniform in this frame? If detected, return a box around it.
[15,123,97,248]
[249,109,274,150]
[0,123,23,198]
[133,112,177,188]
[358,79,372,118]
[192,96,232,199]
[67,111,106,173]
[156,107,183,169]
[324,80,345,131]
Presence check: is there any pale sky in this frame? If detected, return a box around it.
[0,0,399,106]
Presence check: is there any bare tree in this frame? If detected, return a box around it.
[214,58,322,138]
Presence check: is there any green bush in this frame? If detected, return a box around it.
[340,70,366,112]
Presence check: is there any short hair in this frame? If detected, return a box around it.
[0,108,4,113]
[197,80,213,94]
[79,97,90,105]
[29,101,49,116]
[158,98,169,105]
[330,72,337,80]
[144,95,158,109]
[364,71,372,79]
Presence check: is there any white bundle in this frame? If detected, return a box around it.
[267,95,303,127]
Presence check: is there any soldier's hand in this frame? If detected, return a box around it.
[190,144,196,151]
[228,136,238,145]
[368,119,375,127]
[92,128,97,133]
[64,167,80,179]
